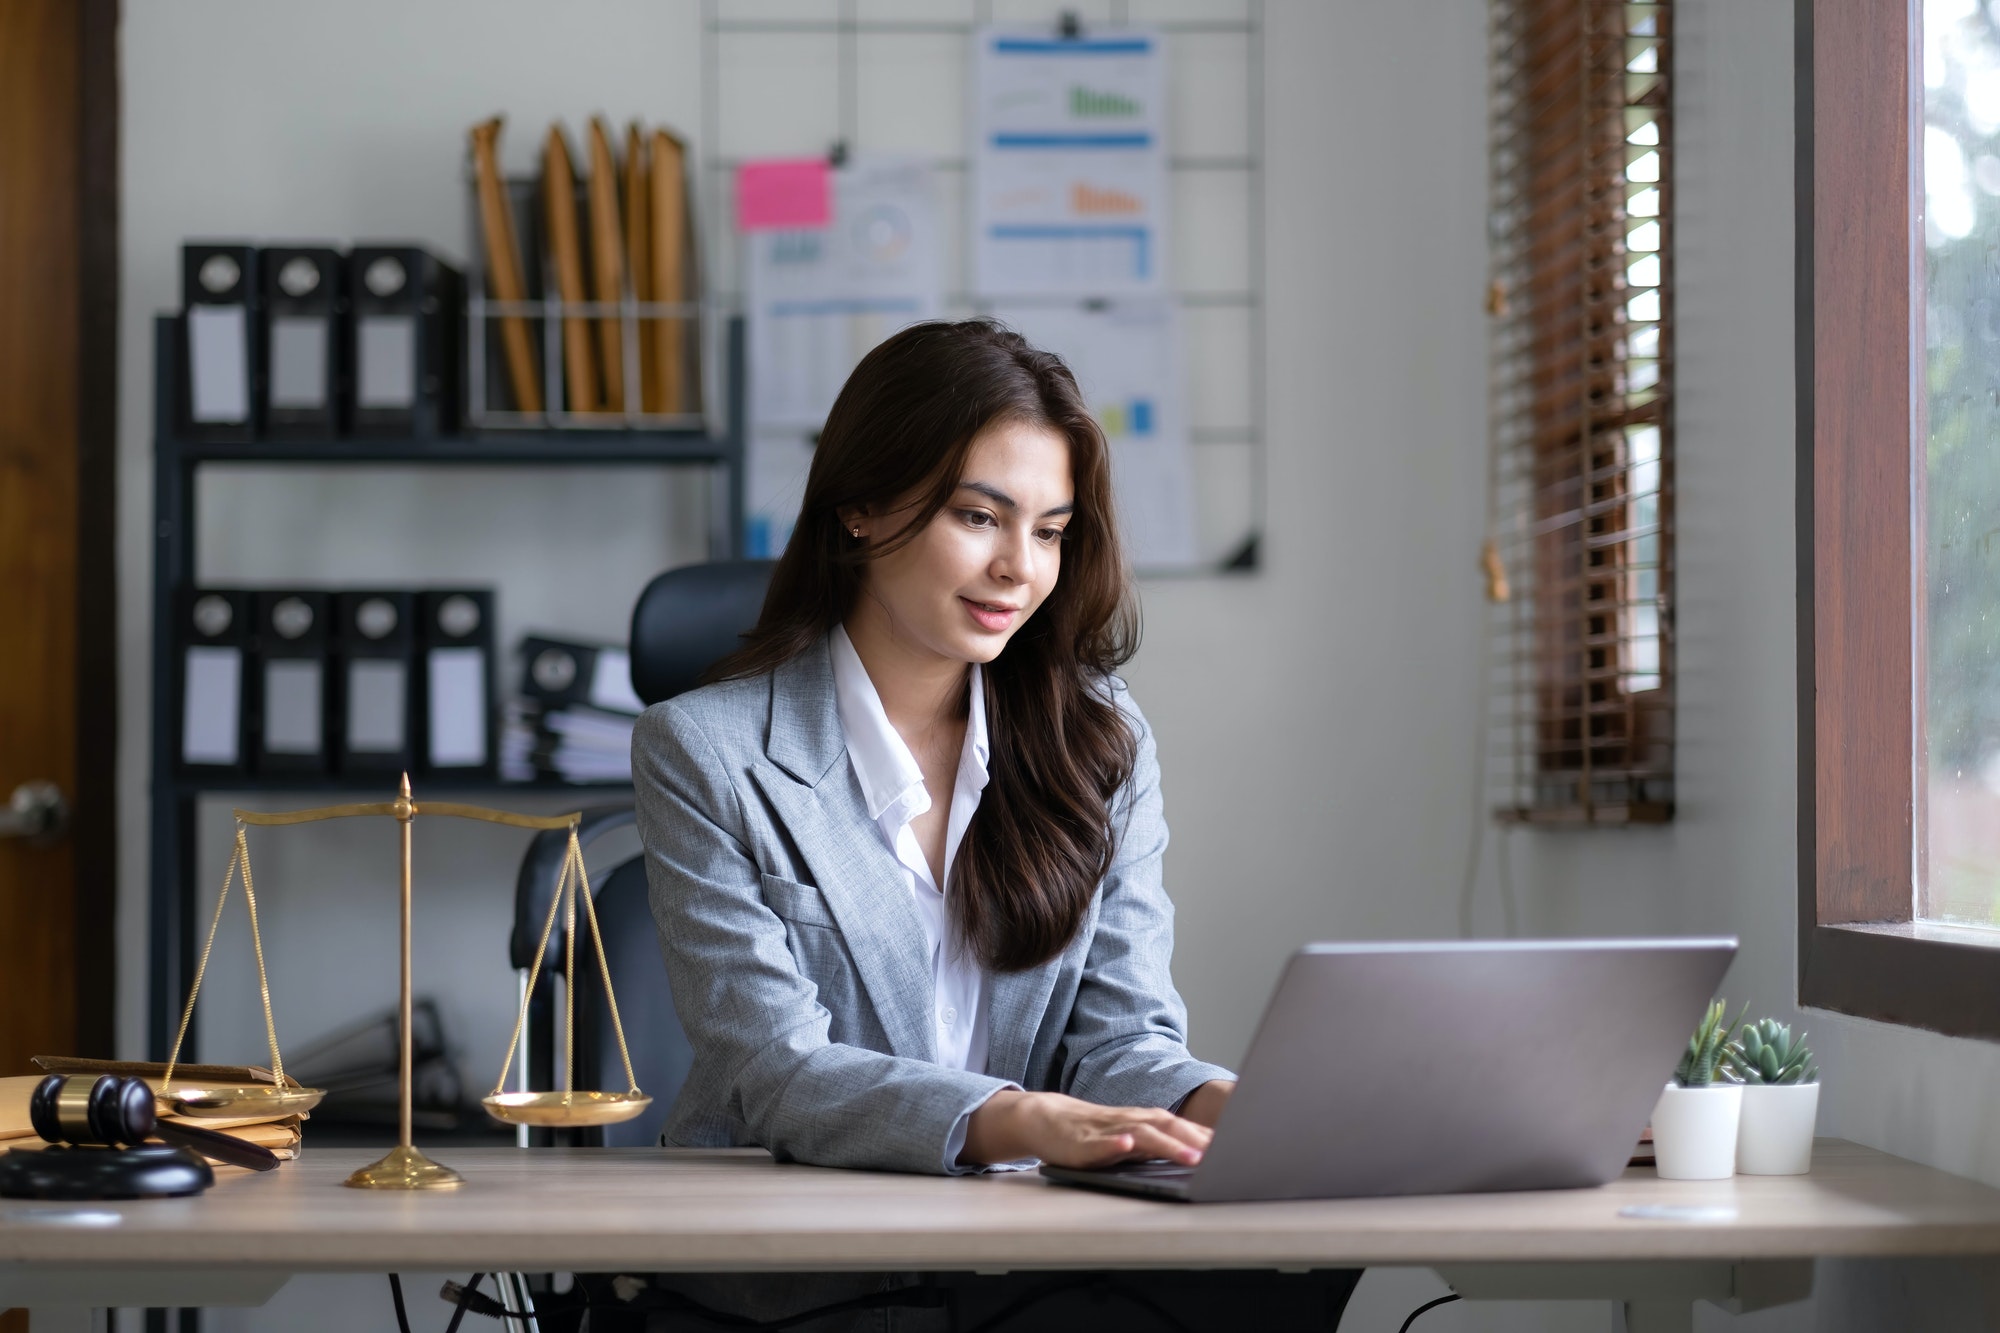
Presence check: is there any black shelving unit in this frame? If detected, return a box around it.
[146,313,746,1060]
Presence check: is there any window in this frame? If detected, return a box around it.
[1918,0,2000,929]
[1487,0,1675,825]
[1799,0,2000,1037]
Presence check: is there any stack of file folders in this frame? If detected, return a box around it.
[502,634,644,784]
[2,1058,309,1166]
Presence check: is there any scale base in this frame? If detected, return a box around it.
[344,1144,463,1190]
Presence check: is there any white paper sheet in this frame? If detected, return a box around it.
[187,305,250,423]
[972,28,1168,297]
[426,647,488,767]
[181,646,242,765]
[262,659,324,756]
[744,157,944,556]
[588,646,645,715]
[991,298,1197,568]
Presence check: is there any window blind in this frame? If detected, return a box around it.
[1486,0,1674,824]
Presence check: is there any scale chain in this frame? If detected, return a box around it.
[235,825,287,1087]
[570,835,642,1096]
[162,831,244,1093]
[486,829,642,1101]
[162,825,292,1093]
[490,833,573,1098]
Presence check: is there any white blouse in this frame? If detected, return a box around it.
[828,624,992,1074]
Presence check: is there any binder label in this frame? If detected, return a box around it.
[182,646,242,765]
[427,647,488,766]
[188,305,250,423]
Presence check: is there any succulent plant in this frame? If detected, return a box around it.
[1673,999,1744,1087]
[1727,1018,1819,1086]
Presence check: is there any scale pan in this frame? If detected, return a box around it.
[165,1085,326,1117]
[482,1091,653,1127]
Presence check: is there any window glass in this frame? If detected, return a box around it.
[1922,0,2000,924]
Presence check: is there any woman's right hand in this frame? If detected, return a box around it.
[959,1089,1213,1169]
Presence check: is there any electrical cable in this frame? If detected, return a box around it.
[443,1273,486,1333]
[1396,1292,1462,1333]
[389,1273,412,1333]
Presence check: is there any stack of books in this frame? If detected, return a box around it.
[502,634,643,784]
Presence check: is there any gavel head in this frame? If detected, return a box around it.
[27,1075,158,1148]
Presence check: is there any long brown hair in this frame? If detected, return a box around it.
[712,319,1139,972]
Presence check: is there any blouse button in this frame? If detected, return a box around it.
[940,1007,958,1027]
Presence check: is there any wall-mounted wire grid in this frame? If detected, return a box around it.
[698,0,1267,571]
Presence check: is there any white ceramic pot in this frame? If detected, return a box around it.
[1736,1082,1820,1175]
[1650,1082,1743,1180]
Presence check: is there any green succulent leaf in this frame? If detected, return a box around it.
[1724,1017,1817,1084]
[1675,999,1744,1086]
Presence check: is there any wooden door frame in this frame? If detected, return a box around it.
[74,0,120,1059]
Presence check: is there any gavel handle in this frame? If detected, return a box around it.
[153,1121,280,1172]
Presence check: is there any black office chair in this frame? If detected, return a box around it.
[507,559,773,1147]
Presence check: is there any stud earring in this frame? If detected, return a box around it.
[851,528,862,538]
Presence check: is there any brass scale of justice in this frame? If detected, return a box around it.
[162,775,648,1189]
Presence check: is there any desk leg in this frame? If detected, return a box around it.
[1436,1261,1812,1331]
[1619,1300,1691,1333]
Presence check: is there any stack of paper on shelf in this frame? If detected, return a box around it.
[283,1000,469,1131]
[2,1058,308,1166]
[505,633,641,783]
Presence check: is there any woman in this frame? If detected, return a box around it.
[633,318,1234,1177]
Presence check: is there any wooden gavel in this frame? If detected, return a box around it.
[29,1074,279,1172]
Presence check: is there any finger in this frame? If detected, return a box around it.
[1126,1109,1212,1152]
[1119,1122,1205,1165]
[1057,1131,1138,1169]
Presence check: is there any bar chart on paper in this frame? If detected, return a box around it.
[973,31,1168,297]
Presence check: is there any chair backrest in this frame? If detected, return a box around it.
[628,559,776,706]
[510,560,775,1145]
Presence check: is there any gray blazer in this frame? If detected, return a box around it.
[631,636,1233,1175]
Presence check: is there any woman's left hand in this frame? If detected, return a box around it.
[1178,1080,1235,1128]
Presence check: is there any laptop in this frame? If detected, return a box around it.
[1040,938,1736,1203]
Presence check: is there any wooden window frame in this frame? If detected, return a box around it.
[1797,0,2000,1038]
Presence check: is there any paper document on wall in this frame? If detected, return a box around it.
[743,156,943,556]
[972,28,1167,297]
[992,299,1196,569]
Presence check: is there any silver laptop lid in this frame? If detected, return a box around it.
[1188,938,1736,1202]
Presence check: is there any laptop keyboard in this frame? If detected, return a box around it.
[1103,1160,1197,1179]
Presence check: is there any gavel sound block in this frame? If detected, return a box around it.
[0,1074,278,1200]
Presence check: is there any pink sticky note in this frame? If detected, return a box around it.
[736,158,832,231]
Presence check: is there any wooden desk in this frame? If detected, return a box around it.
[4,1140,1999,1331]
